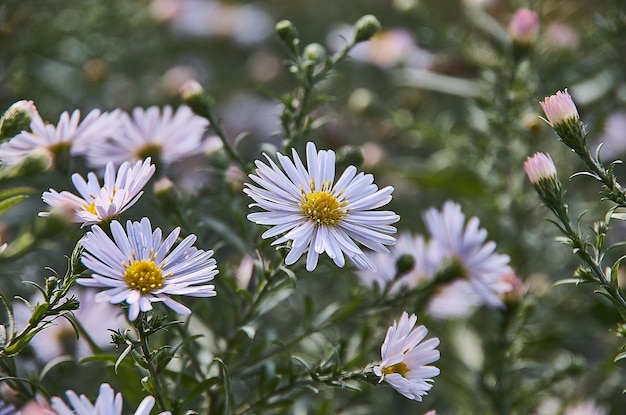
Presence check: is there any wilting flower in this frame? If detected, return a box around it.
[508,8,540,45]
[83,105,208,168]
[374,312,440,401]
[0,109,119,167]
[524,152,557,185]
[357,232,441,290]
[40,158,156,226]
[423,201,511,308]
[51,383,160,415]
[245,141,399,271]
[78,217,217,321]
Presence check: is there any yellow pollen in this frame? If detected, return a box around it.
[382,362,411,378]
[124,259,165,293]
[83,202,97,215]
[299,190,347,226]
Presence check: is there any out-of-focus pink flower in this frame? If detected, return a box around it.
[508,9,540,45]
[544,22,580,51]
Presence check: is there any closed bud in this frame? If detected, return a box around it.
[303,42,326,63]
[353,14,382,43]
[508,9,540,46]
[275,20,299,47]
[179,80,213,119]
[396,254,415,276]
[0,100,39,141]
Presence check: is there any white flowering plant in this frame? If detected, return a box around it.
[1,1,626,414]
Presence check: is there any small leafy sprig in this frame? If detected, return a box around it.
[527,90,626,345]
[274,15,381,152]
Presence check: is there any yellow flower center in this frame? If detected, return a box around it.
[124,259,165,293]
[382,362,411,378]
[83,202,97,215]
[299,186,347,226]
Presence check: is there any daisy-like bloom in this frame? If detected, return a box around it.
[0,109,119,167]
[374,312,440,401]
[78,217,217,321]
[245,141,399,271]
[357,232,441,291]
[423,201,512,308]
[524,152,557,185]
[40,158,156,226]
[51,383,164,415]
[508,8,540,46]
[83,105,208,169]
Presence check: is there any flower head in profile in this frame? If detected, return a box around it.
[51,383,165,415]
[423,201,512,308]
[563,400,608,415]
[0,109,119,167]
[40,158,155,226]
[524,152,564,210]
[374,312,440,401]
[540,89,586,149]
[524,152,557,185]
[78,217,217,321]
[83,105,208,168]
[245,141,399,271]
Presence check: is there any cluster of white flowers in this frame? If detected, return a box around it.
[0,105,209,171]
[0,102,464,405]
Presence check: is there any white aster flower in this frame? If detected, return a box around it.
[0,109,119,167]
[78,217,218,321]
[357,232,441,290]
[245,141,399,271]
[40,158,156,226]
[83,105,208,168]
[423,201,512,308]
[374,311,440,401]
[51,383,165,415]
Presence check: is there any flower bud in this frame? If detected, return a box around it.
[353,14,382,43]
[179,80,213,119]
[508,9,540,46]
[275,20,299,47]
[395,254,415,276]
[523,152,557,185]
[303,42,326,63]
[540,89,586,150]
[0,100,39,141]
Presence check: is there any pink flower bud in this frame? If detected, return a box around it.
[539,89,579,127]
[524,152,557,185]
[508,8,540,45]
